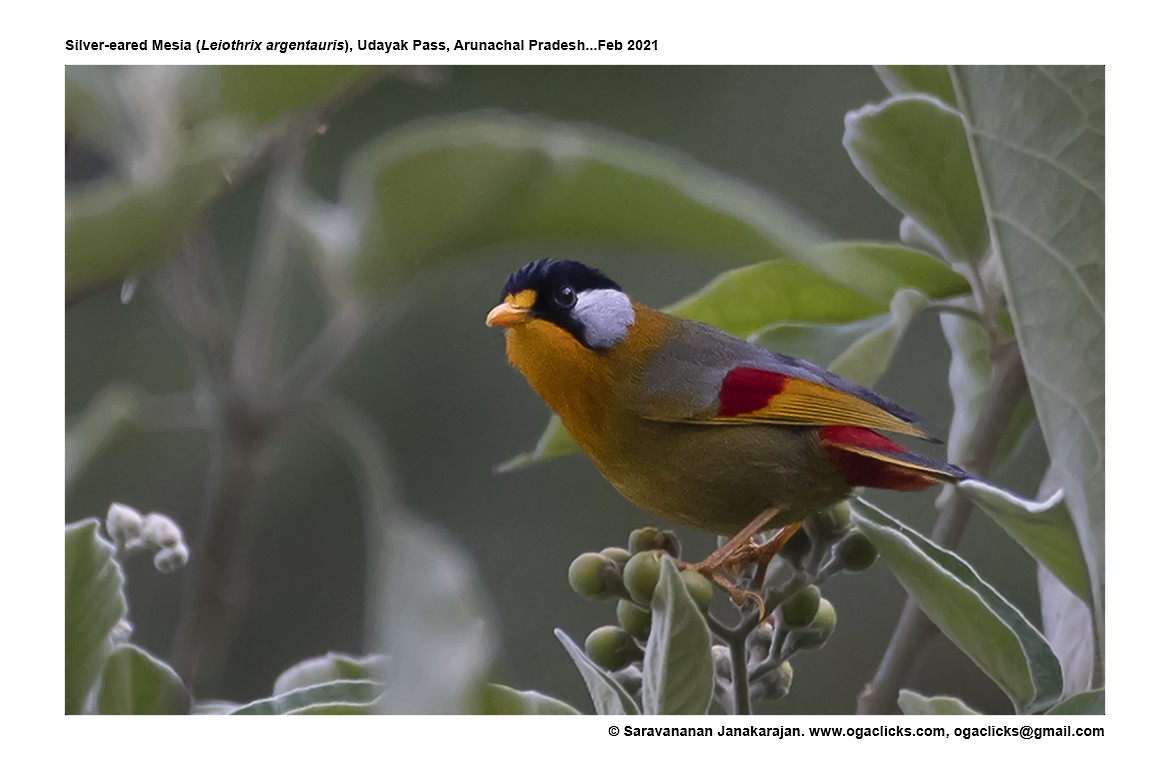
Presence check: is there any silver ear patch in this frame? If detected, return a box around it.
[573,289,635,348]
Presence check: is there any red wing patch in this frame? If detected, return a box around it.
[819,426,936,491]
[718,367,788,416]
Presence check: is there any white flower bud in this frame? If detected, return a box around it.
[106,503,144,548]
[153,544,189,573]
[142,512,184,550]
[109,618,134,646]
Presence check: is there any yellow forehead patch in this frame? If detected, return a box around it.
[506,289,537,309]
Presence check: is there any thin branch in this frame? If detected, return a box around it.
[856,345,1027,714]
[727,632,752,716]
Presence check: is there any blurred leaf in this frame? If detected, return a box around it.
[875,66,957,107]
[952,65,1105,652]
[1046,689,1104,715]
[480,683,581,715]
[844,95,987,263]
[642,558,714,715]
[65,519,127,714]
[65,66,127,156]
[185,66,383,128]
[898,689,982,715]
[960,480,1091,607]
[286,701,378,714]
[66,385,140,490]
[230,681,381,715]
[306,112,825,294]
[375,515,498,714]
[96,644,190,715]
[494,414,580,474]
[554,629,640,715]
[667,260,883,338]
[66,120,253,294]
[273,652,386,696]
[852,500,1062,713]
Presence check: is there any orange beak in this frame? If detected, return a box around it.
[485,302,531,328]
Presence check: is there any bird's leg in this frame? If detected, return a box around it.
[748,522,803,591]
[690,507,781,576]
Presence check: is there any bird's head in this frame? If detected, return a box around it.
[485,259,634,350]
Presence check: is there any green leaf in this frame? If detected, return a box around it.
[96,644,190,715]
[286,701,378,714]
[844,95,988,263]
[309,112,824,294]
[875,66,957,107]
[273,652,386,696]
[806,242,968,302]
[480,683,581,715]
[191,699,240,715]
[752,317,882,370]
[823,289,930,387]
[1045,689,1104,715]
[898,689,982,715]
[494,414,579,474]
[851,500,1062,713]
[65,519,127,714]
[374,515,498,714]
[940,307,992,463]
[554,628,640,715]
[66,120,254,294]
[951,65,1105,652]
[230,681,381,715]
[667,260,884,338]
[958,481,1091,607]
[642,558,714,715]
[185,66,383,129]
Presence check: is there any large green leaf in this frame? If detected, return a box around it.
[1045,689,1104,715]
[898,689,982,715]
[667,260,883,338]
[851,500,1062,713]
[96,644,190,715]
[951,65,1105,654]
[301,112,825,294]
[554,629,640,715]
[642,558,713,715]
[65,520,127,714]
[374,516,498,714]
[806,242,967,301]
[184,66,383,129]
[959,481,1091,607]
[230,681,381,715]
[481,683,581,715]
[875,66,957,107]
[844,96,988,263]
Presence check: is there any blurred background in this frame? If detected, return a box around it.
[65,66,1045,713]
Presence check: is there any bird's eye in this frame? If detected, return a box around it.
[553,285,577,309]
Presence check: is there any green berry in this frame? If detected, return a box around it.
[780,585,822,629]
[679,569,714,612]
[750,660,794,701]
[585,625,642,671]
[568,552,622,600]
[835,531,879,572]
[785,599,837,655]
[617,599,652,641]
[600,546,631,568]
[807,500,853,542]
[778,526,812,568]
[623,550,663,605]
[627,527,682,559]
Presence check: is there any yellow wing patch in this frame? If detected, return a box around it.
[710,370,931,440]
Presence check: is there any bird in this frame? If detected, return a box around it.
[486,258,972,600]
